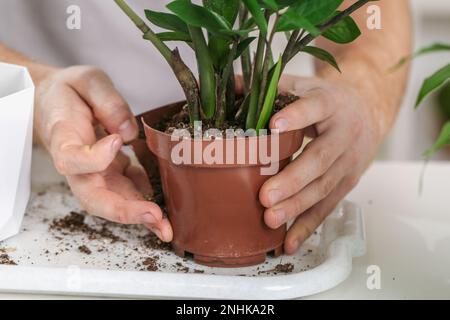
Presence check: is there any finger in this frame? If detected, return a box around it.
[284,176,359,254]
[125,165,153,197]
[264,152,353,229]
[50,121,123,175]
[68,66,138,142]
[269,89,334,133]
[277,75,324,95]
[69,174,163,225]
[145,218,174,243]
[260,128,352,208]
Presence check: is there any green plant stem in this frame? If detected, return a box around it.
[216,41,238,127]
[281,29,303,71]
[114,0,200,122]
[188,26,217,120]
[286,0,371,64]
[245,10,269,130]
[257,13,280,120]
[239,6,252,93]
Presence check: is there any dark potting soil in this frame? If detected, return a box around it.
[154,93,299,137]
[0,253,17,265]
[50,211,124,244]
[78,245,92,255]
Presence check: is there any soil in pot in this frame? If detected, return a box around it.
[132,94,304,268]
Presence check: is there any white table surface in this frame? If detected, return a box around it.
[1,153,450,299]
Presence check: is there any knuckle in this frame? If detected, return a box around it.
[53,154,69,175]
[289,173,303,195]
[292,196,304,216]
[78,65,104,78]
[315,147,331,173]
[113,204,129,224]
[318,177,335,198]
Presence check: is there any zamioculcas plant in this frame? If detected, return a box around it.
[114,0,372,267]
[114,0,373,132]
[396,43,450,159]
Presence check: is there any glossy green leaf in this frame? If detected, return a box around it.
[302,46,341,72]
[203,0,240,24]
[322,15,361,44]
[291,0,343,25]
[145,9,189,34]
[235,37,256,59]
[256,57,283,131]
[167,0,230,34]
[416,64,450,108]
[424,121,450,159]
[156,31,192,42]
[260,0,278,11]
[242,0,268,36]
[277,12,320,36]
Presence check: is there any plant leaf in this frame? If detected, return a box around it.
[291,0,344,25]
[256,57,283,131]
[277,12,320,36]
[242,0,268,36]
[203,0,240,25]
[156,31,192,42]
[416,63,450,108]
[167,0,230,35]
[302,46,341,72]
[145,9,189,34]
[424,121,450,159]
[260,0,279,11]
[393,43,450,71]
[235,37,256,59]
[322,14,361,44]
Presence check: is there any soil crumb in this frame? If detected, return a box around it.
[142,256,159,271]
[274,263,294,273]
[50,211,123,243]
[78,245,92,255]
[0,253,17,265]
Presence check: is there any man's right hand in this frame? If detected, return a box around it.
[34,66,173,242]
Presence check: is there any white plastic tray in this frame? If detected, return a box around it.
[0,149,365,299]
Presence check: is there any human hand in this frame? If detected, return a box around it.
[260,75,381,254]
[34,66,173,242]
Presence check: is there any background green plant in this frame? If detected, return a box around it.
[114,0,374,131]
[396,43,450,158]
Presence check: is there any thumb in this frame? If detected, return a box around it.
[51,122,123,175]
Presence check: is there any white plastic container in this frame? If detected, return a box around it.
[0,63,34,241]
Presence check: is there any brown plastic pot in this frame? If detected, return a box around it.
[132,102,304,267]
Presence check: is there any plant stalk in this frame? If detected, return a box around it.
[256,13,280,119]
[188,26,217,120]
[239,6,252,94]
[114,0,200,122]
[216,41,238,127]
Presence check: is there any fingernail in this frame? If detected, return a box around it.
[268,189,282,206]
[111,137,122,153]
[273,208,286,226]
[118,119,136,142]
[274,118,288,132]
[142,213,157,224]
